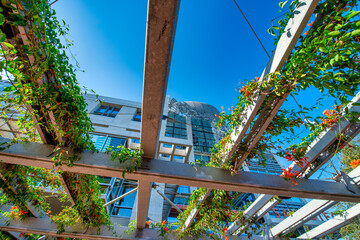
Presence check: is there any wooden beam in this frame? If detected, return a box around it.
[140,0,180,159]
[136,180,151,229]
[0,139,360,202]
[297,203,360,239]
[0,217,259,240]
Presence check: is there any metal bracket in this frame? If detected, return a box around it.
[340,171,360,194]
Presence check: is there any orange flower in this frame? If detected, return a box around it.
[161,220,166,226]
[46,210,51,215]
[323,109,330,116]
[350,159,360,168]
[146,220,151,225]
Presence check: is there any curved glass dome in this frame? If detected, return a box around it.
[169,100,220,122]
[180,101,220,116]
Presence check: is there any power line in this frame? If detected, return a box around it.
[232,0,270,58]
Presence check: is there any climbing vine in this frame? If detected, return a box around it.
[176,0,360,237]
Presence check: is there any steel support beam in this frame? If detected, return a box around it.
[1,140,360,202]
[155,187,182,213]
[297,203,360,239]
[140,0,180,159]
[103,187,138,207]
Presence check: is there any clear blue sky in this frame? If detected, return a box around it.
[53,0,283,111]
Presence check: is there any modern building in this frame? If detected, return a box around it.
[84,93,332,234]
[85,94,225,225]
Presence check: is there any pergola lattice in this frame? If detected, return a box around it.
[0,0,359,239]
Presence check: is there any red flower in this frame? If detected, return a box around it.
[281,167,299,186]
[163,226,168,232]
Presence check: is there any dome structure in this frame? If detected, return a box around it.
[169,100,220,121]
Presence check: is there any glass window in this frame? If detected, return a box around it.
[91,134,107,151]
[94,105,120,118]
[165,112,187,139]
[103,137,126,150]
[132,109,141,122]
[111,181,137,218]
[131,138,140,143]
[177,185,190,194]
[194,154,210,163]
[173,197,189,205]
[191,118,215,153]
[176,145,186,150]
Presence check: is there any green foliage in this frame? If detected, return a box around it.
[0,0,113,234]
[105,145,143,177]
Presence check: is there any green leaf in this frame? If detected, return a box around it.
[328,30,340,37]
[330,58,335,66]
[352,103,360,106]
[346,10,360,20]
[3,86,16,92]
[351,29,360,37]
[0,32,5,43]
[0,14,4,25]
[280,1,288,8]
[3,42,14,49]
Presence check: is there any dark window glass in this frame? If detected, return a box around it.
[191,118,215,153]
[165,112,187,139]
[132,109,141,122]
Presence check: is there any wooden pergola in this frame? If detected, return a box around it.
[0,0,360,239]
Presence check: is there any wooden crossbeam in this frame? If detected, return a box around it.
[0,217,261,240]
[0,139,360,202]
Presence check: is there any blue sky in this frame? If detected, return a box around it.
[53,0,283,111]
